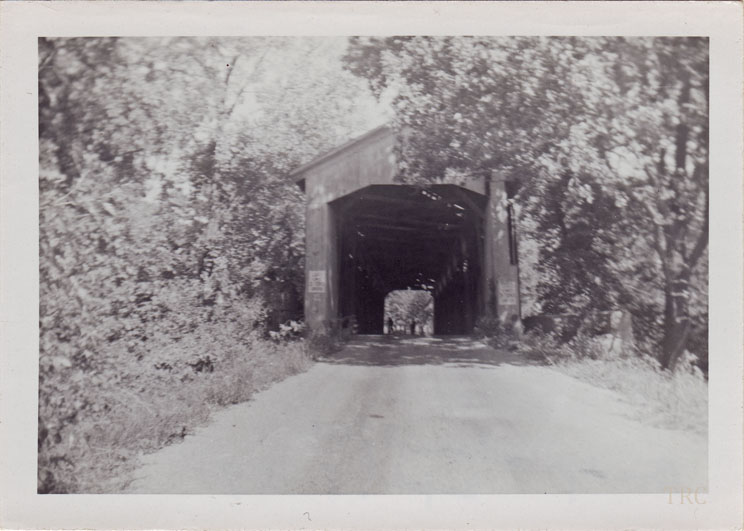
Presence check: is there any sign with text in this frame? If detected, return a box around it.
[498,279,518,306]
[308,270,326,293]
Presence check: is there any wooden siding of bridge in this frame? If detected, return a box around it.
[291,126,520,335]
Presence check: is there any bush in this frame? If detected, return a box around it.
[566,332,615,360]
[552,350,707,435]
[474,313,520,350]
[516,323,628,364]
[38,289,313,494]
[268,319,305,342]
[515,329,707,435]
[516,330,569,362]
[474,313,501,338]
[522,313,582,342]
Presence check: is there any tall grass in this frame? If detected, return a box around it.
[38,330,312,494]
[554,355,707,435]
[518,332,708,435]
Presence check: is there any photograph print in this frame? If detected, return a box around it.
[38,36,708,495]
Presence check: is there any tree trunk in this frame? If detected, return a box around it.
[659,71,697,372]
[661,316,691,371]
[660,274,692,371]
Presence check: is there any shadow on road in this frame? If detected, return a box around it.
[318,335,539,368]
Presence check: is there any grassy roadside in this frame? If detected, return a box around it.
[550,356,707,436]
[514,333,708,436]
[38,334,313,494]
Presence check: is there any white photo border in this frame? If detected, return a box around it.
[1,1,741,529]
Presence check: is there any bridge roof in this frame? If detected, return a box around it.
[289,124,393,192]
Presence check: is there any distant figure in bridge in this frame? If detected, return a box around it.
[410,320,416,336]
[387,317,394,334]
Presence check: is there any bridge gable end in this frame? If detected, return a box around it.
[292,125,396,205]
[292,125,521,335]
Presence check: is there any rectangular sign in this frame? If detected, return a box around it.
[308,270,326,293]
[498,279,518,306]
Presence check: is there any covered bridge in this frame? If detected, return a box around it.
[290,125,520,335]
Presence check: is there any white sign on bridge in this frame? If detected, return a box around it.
[498,279,518,306]
[308,270,326,293]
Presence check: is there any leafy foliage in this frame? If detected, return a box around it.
[384,290,434,334]
[344,37,708,371]
[533,333,707,435]
[474,313,521,350]
[38,37,383,492]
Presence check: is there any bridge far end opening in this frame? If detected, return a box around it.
[384,289,434,336]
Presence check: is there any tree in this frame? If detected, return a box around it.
[38,36,383,492]
[384,290,434,333]
[344,37,708,370]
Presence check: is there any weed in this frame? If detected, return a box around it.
[516,329,707,434]
[38,328,313,493]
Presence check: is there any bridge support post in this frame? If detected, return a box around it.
[305,201,340,335]
[483,171,521,325]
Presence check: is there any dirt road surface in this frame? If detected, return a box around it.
[126,336,706,494]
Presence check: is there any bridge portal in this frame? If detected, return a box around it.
[290,126,520,336]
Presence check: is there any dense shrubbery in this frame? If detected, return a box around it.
[473,313,502,339]
[344,37,709,372]
[38,254,314,493]
[39,313,311,493]
[36,149,311,492]
[38,37,382,493]
[474,313,521,350]
[516,329,707,434]
[513,328,707,433]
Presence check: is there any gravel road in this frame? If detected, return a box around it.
[126,336,706,494]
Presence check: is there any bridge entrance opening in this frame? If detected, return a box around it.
[292,125,520,338]
[383,289,434,336]
[333,184,486,335]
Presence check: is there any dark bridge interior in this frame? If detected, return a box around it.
[333,184,487,335]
